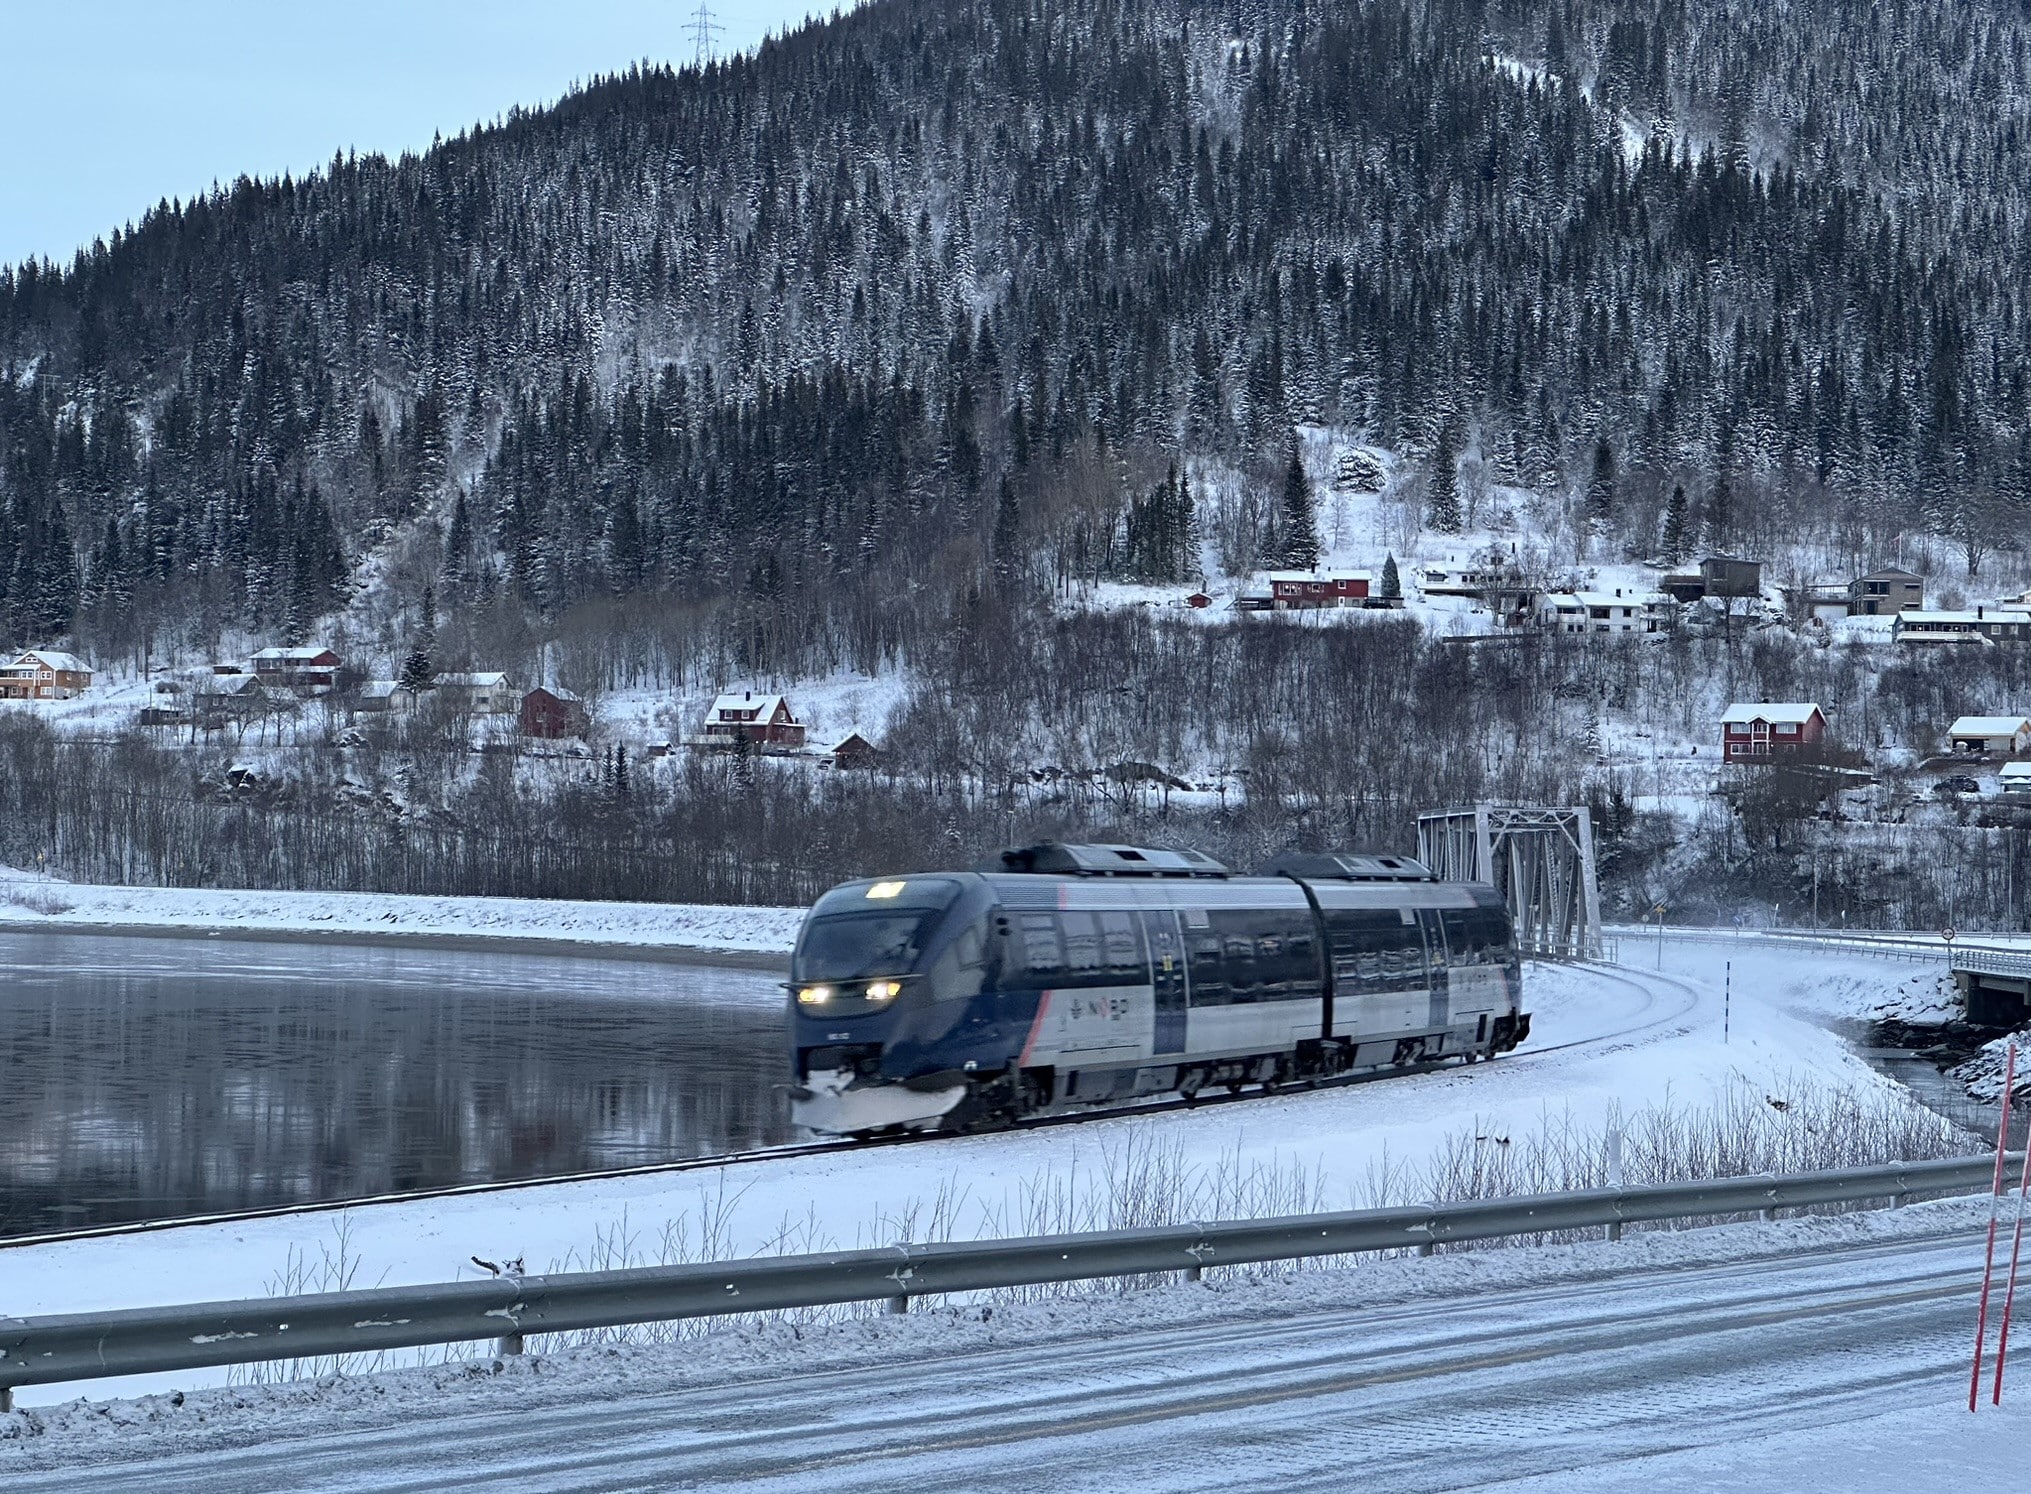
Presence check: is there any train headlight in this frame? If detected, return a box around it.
[796,984,835,1007]
[864,979,903,1005]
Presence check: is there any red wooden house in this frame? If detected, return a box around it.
[251,646,342,691]
[1721,702,1828,763]
[703,691,807,748]
[1265,571,1372,608]
[520,686,589,740]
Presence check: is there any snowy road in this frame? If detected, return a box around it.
[10,1212,2010,1492]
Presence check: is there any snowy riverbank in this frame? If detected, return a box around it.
[0,871,805,961]
[0,946,1977,1409]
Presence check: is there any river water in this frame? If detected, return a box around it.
[0,932,792,1238]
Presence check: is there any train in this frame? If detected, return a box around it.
[785,842,1529,1136]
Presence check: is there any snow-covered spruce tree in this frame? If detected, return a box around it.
[1427,418,1463,533]
[1585,438,1617,534]
[1277,445,1321,569]
[1380,553,1401,599]
[1661,484,1689,564]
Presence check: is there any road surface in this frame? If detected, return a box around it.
[8,1212,2010,1491]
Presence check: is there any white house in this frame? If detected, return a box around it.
[1999,762,2031,792]
[1947,716,2031,757]
[1538,591,1669,635]
[356,681,418,716]
[432,672,517,714]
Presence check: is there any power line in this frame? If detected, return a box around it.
[688,2,725,66]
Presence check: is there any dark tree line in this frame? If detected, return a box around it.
[0,0,2025,668]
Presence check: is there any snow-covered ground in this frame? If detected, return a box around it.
[2,1197,2016,1488]
[0,869,802,957]
[0,942,1972,1412]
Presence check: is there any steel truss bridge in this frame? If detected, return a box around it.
[1418,803,1604,961]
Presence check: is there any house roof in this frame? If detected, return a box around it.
[359,680,407,700]
[1720,702,1823,725]
[199,674,263,697]
[9,650,89,673]
[2000,762,2031,782]
[252,646,337,662]
[436,672,511,689]
[1949,716,2031,738]
[524,685,583,704]
[1540,591,1659,608]
[831,731,880,752]
[1264,570,1372,584]
[709,691,798,723]
[1857,567,1922,582]
[1897,610,2031,625]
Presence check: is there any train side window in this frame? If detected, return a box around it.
[1219,920,1259,1003]
[1440,909,1480,964]
[1477,908,1514,951]
[1185,927,1229,1005]
[1284,919,1320,997]
[1060,912,1103,978]
[1099,911,1144,980]
[1019,914,1064,981]
[1327,908,1423,991]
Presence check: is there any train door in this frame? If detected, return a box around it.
[1142,909,1188,1055]
[1415,907,1450,1032]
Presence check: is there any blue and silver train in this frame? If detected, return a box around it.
[786,842,1529,1135]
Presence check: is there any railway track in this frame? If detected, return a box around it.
[0,961,1705,1253]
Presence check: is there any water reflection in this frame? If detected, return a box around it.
[0,933,792,1237]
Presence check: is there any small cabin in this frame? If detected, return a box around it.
[828,731,884,770]
[1947,716,2031,757]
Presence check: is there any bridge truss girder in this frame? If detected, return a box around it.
[1416,804,1604,961]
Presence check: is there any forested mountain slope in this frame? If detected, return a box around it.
[3,0,2028,667]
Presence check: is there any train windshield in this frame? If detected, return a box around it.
[793,879,961,982]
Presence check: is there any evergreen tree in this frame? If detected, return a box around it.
[1380,553,1401,599]
[441,490,472,588]
[1705,473,1735,550]
[398,647,434,693]
[1428,418,1464,532]
[1277,445,1320,568]
[1585,438,1617,532]
[1661,484,1689,563]
[991,475,1022,584]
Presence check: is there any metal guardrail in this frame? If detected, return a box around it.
[1617,925,2031,978]
[0,1154,1999,1403]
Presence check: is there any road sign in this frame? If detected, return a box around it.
[1945,927,1959,944]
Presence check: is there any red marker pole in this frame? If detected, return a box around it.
[1972,1041,2018,1412]
[1996,1073,2031,1405]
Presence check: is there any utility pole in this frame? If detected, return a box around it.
[689,1,724,66]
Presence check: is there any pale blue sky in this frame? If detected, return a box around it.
[1,1,827,268]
